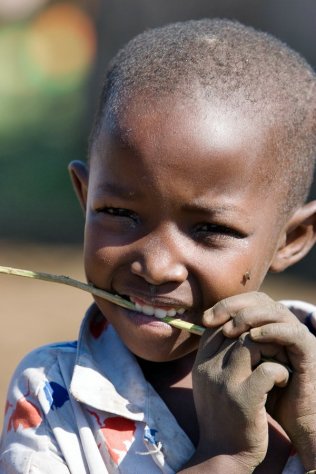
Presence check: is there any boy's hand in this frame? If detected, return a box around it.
[203,292,316,470]
[191,323,289,473]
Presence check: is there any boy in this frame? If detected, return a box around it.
[1,18,316,473]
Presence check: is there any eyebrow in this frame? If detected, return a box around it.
[94,182,144,200]
[183,202,239,213]
[182,201,242,216]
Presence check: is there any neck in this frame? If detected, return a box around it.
[137,351,196,388]
[138,351,198,445]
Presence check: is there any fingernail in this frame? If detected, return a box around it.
[250,327,261,339]
[202,308,214,325]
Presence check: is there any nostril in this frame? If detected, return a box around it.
[130,258,188,285]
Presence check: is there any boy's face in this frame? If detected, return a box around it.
[77,96,288,362]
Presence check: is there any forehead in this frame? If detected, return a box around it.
[93,94,278,187]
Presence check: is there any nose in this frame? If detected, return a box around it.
[130,230,188,285]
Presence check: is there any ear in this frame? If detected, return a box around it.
[68,160,89,212]
[270,200,316,272]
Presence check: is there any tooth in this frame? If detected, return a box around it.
[135,302,142,311]
[142,305,155,316]
[177,308,185,315]
[166,309,176,317]
[154,308,168,319]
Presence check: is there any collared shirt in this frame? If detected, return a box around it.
[1,300,316,473]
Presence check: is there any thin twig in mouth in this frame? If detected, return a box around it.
[0,265,205,336]
[0,265,293,371]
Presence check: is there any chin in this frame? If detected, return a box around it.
[126,338,198,363]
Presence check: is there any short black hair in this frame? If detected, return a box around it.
[90,19,316,214]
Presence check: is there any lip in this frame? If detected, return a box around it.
[109,288,201,329]
[124,295,199,328]
[117,291,192,311]
[121,305,176,331]
[131,295,186,311]
[110,291,188,328]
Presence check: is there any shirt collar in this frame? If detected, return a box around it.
[70,304,148,421]
[67,305,195,470]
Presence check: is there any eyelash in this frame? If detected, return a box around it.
[194,223,245,240]
[96,207,245,241]
[97,206,139,222]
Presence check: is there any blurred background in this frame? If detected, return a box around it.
[0,0,315,425]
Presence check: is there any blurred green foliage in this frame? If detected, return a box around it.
[0,4,95,242]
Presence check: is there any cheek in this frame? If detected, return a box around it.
[84,244,120,286]
[83,221,122,285]
[197,250,266,305]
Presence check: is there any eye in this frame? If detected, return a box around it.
[96,207,139,223]
[194,223,245,241]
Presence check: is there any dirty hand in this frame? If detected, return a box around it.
[190,323,289,473]
[203,292,316,470]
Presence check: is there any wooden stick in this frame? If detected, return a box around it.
[0,265,205,336]
[0,266,292,370]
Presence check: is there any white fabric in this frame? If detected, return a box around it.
[1,300,315,473]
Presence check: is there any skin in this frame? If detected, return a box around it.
[200,293,316,470]
[69,94,316,473]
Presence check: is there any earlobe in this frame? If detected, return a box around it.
[269,201,316,273]
[68,160,89,212]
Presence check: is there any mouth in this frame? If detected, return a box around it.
[129,296,186,319]
[111,292,204,336]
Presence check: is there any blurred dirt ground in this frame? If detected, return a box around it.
[0,241,315,428]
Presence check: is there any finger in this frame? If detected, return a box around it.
[203,292,272,327]
[222,333,257,381]
[245,362,290,407]
[222,302,298,338]
[226,333,289,381]
[195,326,231,363]
[250,322,316,369]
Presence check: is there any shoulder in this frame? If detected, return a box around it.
[4,340,78,420]
[17,339,78,369]
[9,341,78,389]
